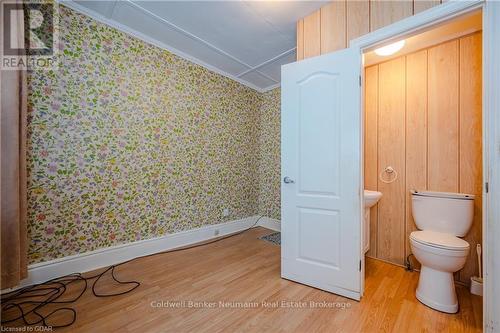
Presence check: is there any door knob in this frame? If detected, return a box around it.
[283,176,295,184]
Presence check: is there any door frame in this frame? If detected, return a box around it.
[350,1,499,331]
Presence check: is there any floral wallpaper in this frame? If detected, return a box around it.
[257,89,281,220]
[26,5,274,264]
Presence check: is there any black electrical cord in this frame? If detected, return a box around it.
[1,215,265,329]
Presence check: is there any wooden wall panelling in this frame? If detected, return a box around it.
[405,50,428,269]
[413,0,442,14]
[347,0,370,43]
[298,3,482,284]
[298,0,445,60]
[303,11,321,58]
[428,40,459,192]
[365,65,379,258]
[377,57,406,265]
[458,32,482,284]
[297,19,304,61]
[370,0,414,32]
[320,0,347,54]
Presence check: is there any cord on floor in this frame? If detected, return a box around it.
[1,215,265,329]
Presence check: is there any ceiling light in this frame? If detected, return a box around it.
[374,40,406,56]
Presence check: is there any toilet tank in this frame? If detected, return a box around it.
[411,190,475,237]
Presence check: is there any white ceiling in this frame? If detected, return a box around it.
[60,0,328,92]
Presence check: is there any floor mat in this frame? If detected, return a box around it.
[259,232,281,246]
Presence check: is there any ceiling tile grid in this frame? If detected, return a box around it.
[63,0,328,92]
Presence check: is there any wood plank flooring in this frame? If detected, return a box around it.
[4,227,482,332]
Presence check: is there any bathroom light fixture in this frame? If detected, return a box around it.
[374,40,406,56]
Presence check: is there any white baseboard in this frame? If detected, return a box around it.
[6,215,280,291]
[10,215,267,290]
[257,217,281,232]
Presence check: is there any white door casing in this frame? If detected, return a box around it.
[281,47,362,300]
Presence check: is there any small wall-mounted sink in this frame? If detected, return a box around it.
[363,190,383,253]
[364,190,383,208]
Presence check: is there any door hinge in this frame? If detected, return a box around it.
[359,260,362,271]
[359,75,362,86]
[485,182,489,193]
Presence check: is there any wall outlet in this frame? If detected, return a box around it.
[222,208,230,217]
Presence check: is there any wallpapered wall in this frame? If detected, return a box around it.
[257,89,281,220]
[27,5,281,264]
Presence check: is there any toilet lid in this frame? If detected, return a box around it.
[410,231,470,250]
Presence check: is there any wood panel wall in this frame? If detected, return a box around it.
[405,50,428,269]
[364,33,482,284]
[297,0,445,60]
[377,58,406,264]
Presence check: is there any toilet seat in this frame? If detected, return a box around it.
[410,231,469,251]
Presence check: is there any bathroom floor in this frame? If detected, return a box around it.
[18,227,481,332]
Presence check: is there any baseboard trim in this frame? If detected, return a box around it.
[257,217,281,232]
[365,256,407,269]
[9,215,267,291]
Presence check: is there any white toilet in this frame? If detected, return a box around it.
[410,190,474,313]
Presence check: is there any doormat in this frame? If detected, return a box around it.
[259,232,281,246]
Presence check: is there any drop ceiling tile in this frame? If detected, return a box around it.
[111,1,249,76]
[239,71,277,90]
[243,1,329,41]
[63,0,328,91]
[133,1,295,67]
[258,51,297,82]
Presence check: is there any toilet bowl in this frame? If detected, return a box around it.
[410,230,469,313]
[410,190,474,313]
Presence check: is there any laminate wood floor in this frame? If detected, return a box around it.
[5,227,483,332]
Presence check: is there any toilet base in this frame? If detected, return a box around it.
[416,266,458,313]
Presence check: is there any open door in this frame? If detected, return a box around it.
[281,47,362,300]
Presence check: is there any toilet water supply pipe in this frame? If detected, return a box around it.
[477,244,482,279]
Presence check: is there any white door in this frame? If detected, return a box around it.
[281,47,362,300]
